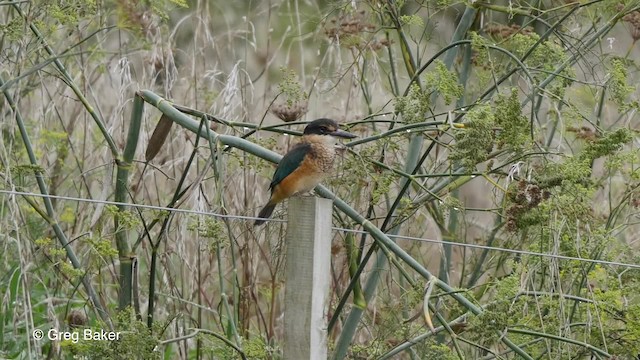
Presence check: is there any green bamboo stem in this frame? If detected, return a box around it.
[443,6,477,68]
[465,221,505,289]
[345,232,366,309]
[517,291,594,304]
[339,4,532,357]
[332,0,443,355]
[449,0,602,128]
[0,76,111,325]
[329,41,488,359]
[439,209,455,285]
[0,26,115,94]
[138,91,282,160]
[528,6,631,105]
[146,235,160,328]
[437,40,473,300]
[346,121,446,146]
[138,90,533,359]
[478,339,547,359]
[378,313,468,359]
[332,24,403,321]
[221,291,241,346]
[332,134,426,360]
[406,40,536,99]
[383,318,607,359]
[210,115,241,343]
[179,104,449,149]
[385,0,418,80]
[384,29,400,96]
[115,93,143,309]
[11,2,119,158]
[147,117,209,328]
[508,328,611,357]
[160,328,247,360]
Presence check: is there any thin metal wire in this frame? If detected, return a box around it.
[2,188,639,269]
[331,226,640,270]
[0,189,286,223]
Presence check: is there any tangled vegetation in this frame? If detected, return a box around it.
[1,0,640,359]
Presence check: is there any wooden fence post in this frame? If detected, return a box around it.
[284,196,333,360]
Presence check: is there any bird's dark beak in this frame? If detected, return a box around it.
[330,129,357,139]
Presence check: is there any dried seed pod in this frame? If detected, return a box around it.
[67,309,88,329]
[271,101,308,122]
[145,114,173,161]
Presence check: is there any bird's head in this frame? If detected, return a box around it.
[302,118,356,146]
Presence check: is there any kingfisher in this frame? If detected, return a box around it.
[254,118,356,226]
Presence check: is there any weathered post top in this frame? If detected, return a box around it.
[283,196,333,360]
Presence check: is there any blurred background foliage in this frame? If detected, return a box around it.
[1,0,640,358]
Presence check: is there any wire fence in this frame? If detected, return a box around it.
[2,188,640,270]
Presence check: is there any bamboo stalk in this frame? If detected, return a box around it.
[138,89,535,359]
[11,2,119,158]
[115,93,143,309]
[0,76,111,326]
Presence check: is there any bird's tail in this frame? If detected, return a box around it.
[254,202,277,226]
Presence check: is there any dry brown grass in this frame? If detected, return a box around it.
[2,0,640,358]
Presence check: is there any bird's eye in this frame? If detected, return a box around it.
[320,127,328,134]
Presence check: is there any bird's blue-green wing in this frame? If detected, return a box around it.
[269,143,311,190]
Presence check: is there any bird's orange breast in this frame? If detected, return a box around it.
[270,157,326,203]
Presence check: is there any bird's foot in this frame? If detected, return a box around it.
[294,191,316,197]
